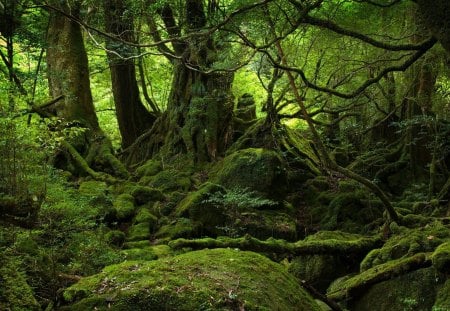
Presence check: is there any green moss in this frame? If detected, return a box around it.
[351,267,441,311]
[105,230,126,247]
[0,255,40,311]
[123,240,150,249]
[212,148,288,200]
[113,193,135,220]
[135,159,162,178]
[154,218,197,241]
[434,279,450,310]
[126,223,151,242]
[63,248,321,310]
[175,182,226,234]
[431,242,450,273]
[360,221,450,271]
[78,180,107,197]
[134,207,158,228]
[142,169,192,192]
[120,247,158,261]
[129,186,165,205]
[328,253,432,302]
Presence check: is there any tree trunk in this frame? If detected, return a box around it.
[124,0,234,164]
[46,2,99,129]
[103,0,156,149]
[46,2,128,179]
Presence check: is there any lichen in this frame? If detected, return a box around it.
[62,248,321,310]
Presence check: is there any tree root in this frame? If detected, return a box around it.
[327,253,432,302]
[61,140,127,183]
[168,234,382,261]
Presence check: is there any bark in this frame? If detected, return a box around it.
[103,0,156,149]
[416,0,450,54]
[125,0,234,164]
[46,3,99,129]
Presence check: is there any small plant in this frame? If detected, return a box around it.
[203,188,277,237]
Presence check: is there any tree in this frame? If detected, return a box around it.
[45,1,127,179]
[103,0,157,149]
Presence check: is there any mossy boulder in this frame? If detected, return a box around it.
[432,242,450,273]
[63,248,321,311]
[105,230,126,247]
[350,267,442,311]
[0,255,40,311]
[78,180,108,197]
[120,247,158,261]
[129,186,165,205]
[113,193,135,221]
[434,279,450,310]
[126,223,151,242]
[133,208,158,227]
[212,148,288,200]
[289,231,369,291]
[360,221,450,271]
[175,182,226,234]
[154,218,198,241]
[135,159,162,178]
[141,169,191,193]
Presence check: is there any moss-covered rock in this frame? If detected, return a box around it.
[129,186,165,205]
[0,255,40,311]
[105,230,126,247]
[360,221,450,271]
[113,193,135,221]
[133,208,158,227]
[120,247,158,261]
[126,223,151,242]
[175,182,226,234]
[212,148,288,200]
[154,218,198,241]
[78,180,108,197]
[432,242,450,273]
[141,169,191,193]
[135,159,162,178]
[350,267,441,311]
[63,248,321,311]
[434,279,450,310]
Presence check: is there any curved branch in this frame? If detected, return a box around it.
[263,37,437,99]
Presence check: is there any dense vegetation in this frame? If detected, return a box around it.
[1,0,449,310]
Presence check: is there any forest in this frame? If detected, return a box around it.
[0,0,449,310]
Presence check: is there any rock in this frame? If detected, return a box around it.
[135,159,162,178]
[63,248,321,310]
[129,186,165,205]
[141,169,192,193]
[113,193,135,221]
[212,148,288,200]
[351,267,442,311]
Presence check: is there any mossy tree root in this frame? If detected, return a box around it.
[61,140,127,183]
[168,234,383,261]
[327,253,432,302]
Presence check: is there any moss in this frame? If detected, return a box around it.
[431,242,450,273]
[175,182,226,234]
[126,223,151,242]
[78,180,107,197]
[105,230,126,247]
[63,248,321,310]
[141,169,191,192]
[350,267,441,311]
[360,221,450,271]
[129,186,165,205]
[113,193,135,221]
[135,159,162,178]
[211,148,288,200]
[328,253,432,302]
[123,240,149,249]
[133,208,158,228]
[0,255,40,311]
[154,218,198,241]
[120,247,158,261]
[434,279,450,310]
